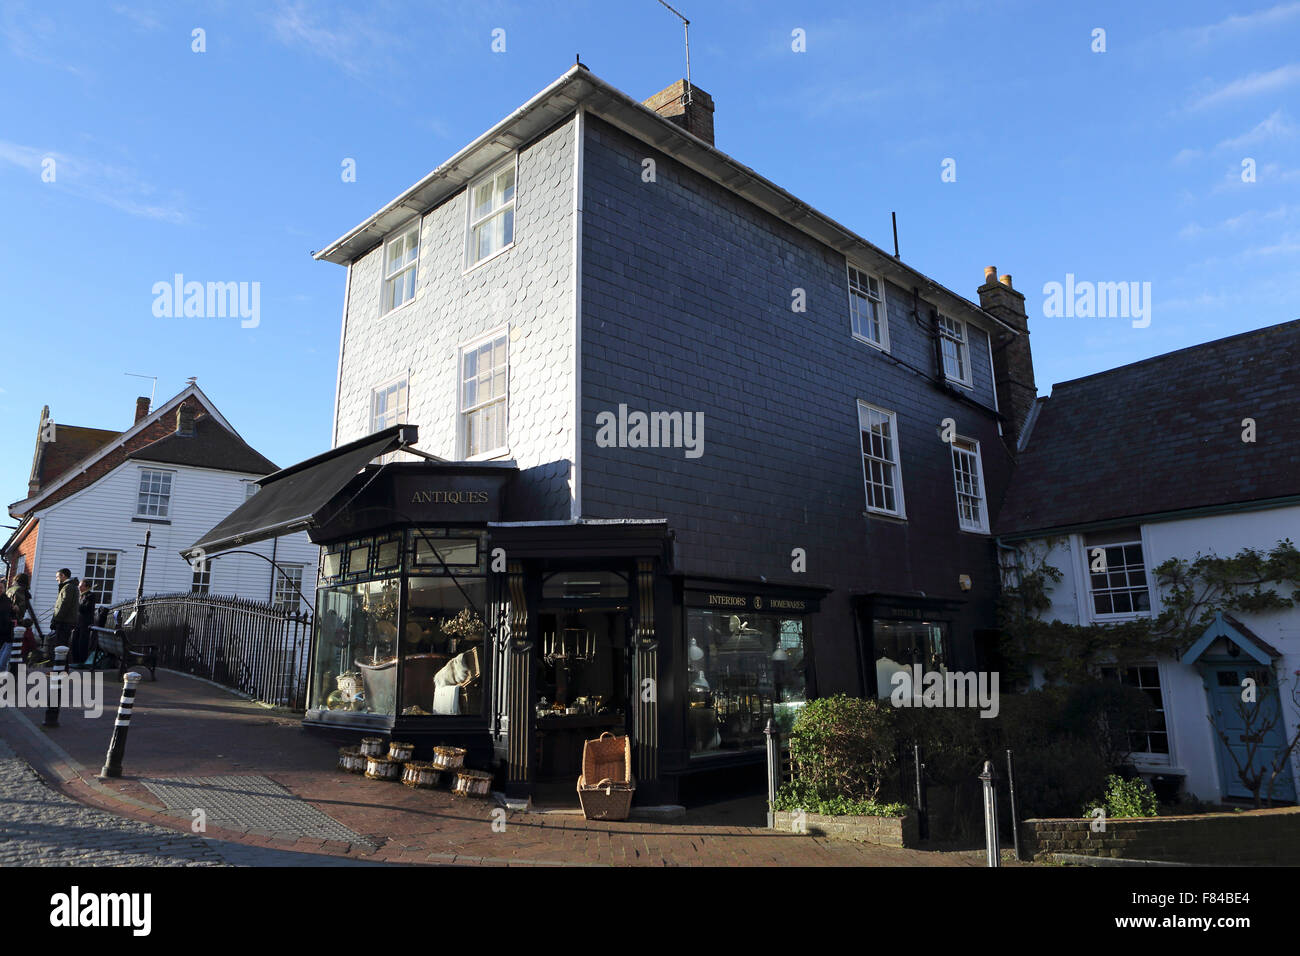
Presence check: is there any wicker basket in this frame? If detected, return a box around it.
[430,745,467,771]
[364,755,402,780]
[452,768,492,797]
[577,774,636,821]
[338,747,367,774]
[401,761,442,788]
[581,732,632,786]
[388,741,415,762]
[359,736,387,757]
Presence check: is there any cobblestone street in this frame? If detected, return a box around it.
[0,738,383,867]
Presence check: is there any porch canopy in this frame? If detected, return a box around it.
[182,425,416,560]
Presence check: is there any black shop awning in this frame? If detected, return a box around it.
[182,425,415,559]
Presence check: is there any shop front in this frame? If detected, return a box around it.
[185,426,830,806]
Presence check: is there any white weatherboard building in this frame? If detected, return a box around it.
[997,320,1300,805]
[5,384,317,626]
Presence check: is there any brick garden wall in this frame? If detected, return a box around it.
[772,809,919,847]
[1022,806,1300,864]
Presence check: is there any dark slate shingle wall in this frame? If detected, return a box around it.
[580,115,1011,694]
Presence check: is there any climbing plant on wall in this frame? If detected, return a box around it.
[998,538,1300,685]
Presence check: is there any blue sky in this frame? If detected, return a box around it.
[2,0,1297,504]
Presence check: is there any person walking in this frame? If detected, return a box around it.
[49,568,79,665]
[74,578,98,666]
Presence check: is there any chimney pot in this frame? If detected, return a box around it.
[134,397,151,423]
[984,266,997,283]
[999,274,1013,289]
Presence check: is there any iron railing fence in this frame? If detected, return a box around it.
[106,593,312,710]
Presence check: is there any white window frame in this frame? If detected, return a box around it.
[273,564,305,612]
[857,401,906,518]
[463,156,518,271]
[950,436,989,533]
[457,327,510,460]
[244,482,259,500]
[1083,535,1154,622]
[937,314,972,387]
[1097,660,1172,766]
[191,557,211,595]
[135,468,174,518]
[82,551,118,604]
[370,375,409,464]
[847,263,889,351]
[380,220,421,316]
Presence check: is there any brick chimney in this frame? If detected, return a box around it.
[978,267,1037,449]
[134,396,151,424]
[643,80,715,146]
[176,401,196,437]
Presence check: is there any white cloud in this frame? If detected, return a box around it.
[1181,2,1300,45]
[0,141,185,223]
[1215,109,1298,150]
[1190,63,1300,110]
[110,5,162,31]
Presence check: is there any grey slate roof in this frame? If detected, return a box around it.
[127,414,278,476]
[996,319,1300,536]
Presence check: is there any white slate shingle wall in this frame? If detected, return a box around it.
[334,117,576,520]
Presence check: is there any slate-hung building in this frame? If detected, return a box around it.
[194,66,1034,804]
[996,320,1300,805]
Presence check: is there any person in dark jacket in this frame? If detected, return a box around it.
[6,573,32,626]
[74,579,98,666]
[50,568,79,663]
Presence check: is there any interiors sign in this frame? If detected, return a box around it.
[691,592,815,613]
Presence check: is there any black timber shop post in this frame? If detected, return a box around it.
[632,559,661,797]
[504,562,535,798]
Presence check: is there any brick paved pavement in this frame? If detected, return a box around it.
[0,669,1012,866]
[0,738,384,866]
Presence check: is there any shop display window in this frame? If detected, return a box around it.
[312,578,401,715]
[871,619,949,698]
[686,609,808,756]
[400,578,486,716]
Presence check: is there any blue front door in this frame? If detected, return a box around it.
[1205,665,1297,803]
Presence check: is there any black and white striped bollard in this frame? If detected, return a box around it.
[9,626,22,678]
[99,671,143,778]
[43,645,69,727]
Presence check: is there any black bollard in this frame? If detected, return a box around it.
[913,743,929,840]
[43,645,69,728]
[1006,748,1022,861]
[99,671,143,778]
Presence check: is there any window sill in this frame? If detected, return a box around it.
[851,333,890,353]
[464,448,511,463]
[462,241,516,276]
[378,296,419,321]
[944,376,974,391]
[863,509,907,523]
[1089,612,1153,625]
[132,516,171,525]
[958,525,990,535]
